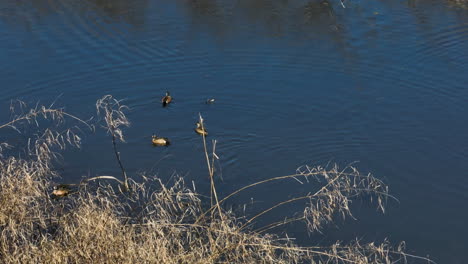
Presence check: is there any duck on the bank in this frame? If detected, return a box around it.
[152,135,170,146]
[52,184,71,197]
[161,91,172,107]
[195,122,208,136]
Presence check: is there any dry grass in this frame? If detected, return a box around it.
[0,96,434,263]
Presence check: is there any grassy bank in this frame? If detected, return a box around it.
[0,96,432,263]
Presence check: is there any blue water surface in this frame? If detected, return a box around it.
[1,0,467,262]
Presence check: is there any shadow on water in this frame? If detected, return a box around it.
[84,0,149,28]
[0,0,348,36]
[1,0,466,31]
[0,0,149,30]
[181,0,343,36]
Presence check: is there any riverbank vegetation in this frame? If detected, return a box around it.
[0,96,432,263]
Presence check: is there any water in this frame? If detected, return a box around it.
[1,0,467,262]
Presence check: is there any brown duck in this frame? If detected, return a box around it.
[194,122,208,136]
[52,184,72,197]
[161,91,172,107]
[152,135,170,146]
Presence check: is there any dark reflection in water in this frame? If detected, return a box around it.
[85,0,148,27]
[0,0,148,30]
[183,0,342,37]
[303,1,336,22]
[0,0,53,30]
[1,0,468,263]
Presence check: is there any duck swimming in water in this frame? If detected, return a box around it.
[152,135,170,146]
[161,91,172,107]
[52,184,72,197]
[194,122,208,136]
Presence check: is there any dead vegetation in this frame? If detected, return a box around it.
[0,96,433,263]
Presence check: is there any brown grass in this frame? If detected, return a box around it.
[0,96,434,263]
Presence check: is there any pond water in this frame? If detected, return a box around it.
[1,0,467,262]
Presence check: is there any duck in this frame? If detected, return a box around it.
[52,184,71,197]
[194,122,208,136]
[152,134,170,146]
[161,91,172,107]
[206,98,215,104]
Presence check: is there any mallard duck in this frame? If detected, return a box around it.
[161,91,172,107]
[195,122,208,136]
[152,134,170,146]
[206,98,215,104]
[52,184,71,197]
